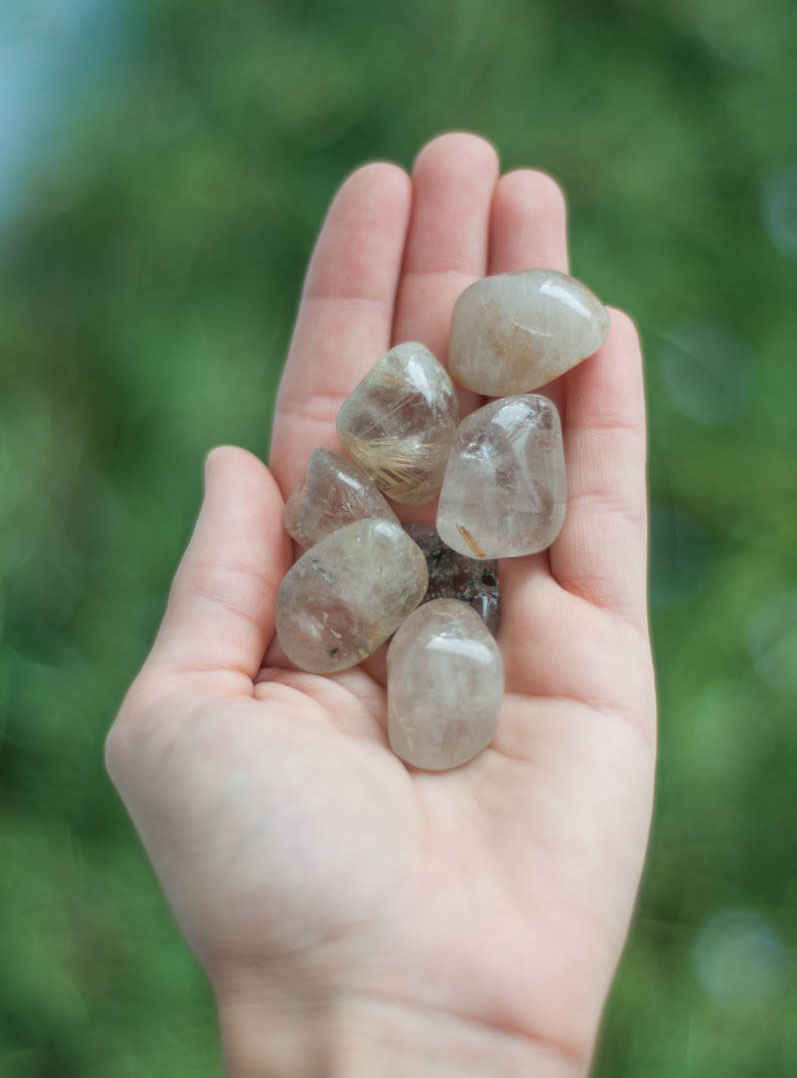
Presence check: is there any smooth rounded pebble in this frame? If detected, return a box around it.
[337,341,459,505]
[387,599,504,771]
[436,394,566,560]
[276,519,428,673]
[449,269,610,395]
[283,448,399,549]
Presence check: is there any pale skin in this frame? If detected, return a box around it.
[106,133,656,1077]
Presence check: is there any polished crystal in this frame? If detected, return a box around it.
[449,269,610,395]
[404,523,500,635]
[337,341,459,505]
[387,599,504,771]
[276,519,427,673]
[436,394,566,559]
[283,448,398,549]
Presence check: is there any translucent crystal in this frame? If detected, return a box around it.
[336,341,459,505]
[404,523,500,635]
[283,448,399,549]
[436,395,566,560]
[387,599,504,771]
[276,519,427,673]
[449,269,610,395]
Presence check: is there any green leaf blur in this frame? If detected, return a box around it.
[1,0,795,1074]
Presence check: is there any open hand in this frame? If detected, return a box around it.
[106,133,656,1077]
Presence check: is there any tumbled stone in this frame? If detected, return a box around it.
[449,269,610,396]
[387,599,504,770]
[436,394,566,559]
[283,448,399,549]
[337,341,459,505]
[404,523,500,635]
[276,519,427,673]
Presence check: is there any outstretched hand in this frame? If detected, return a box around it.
[107,133,656,1077]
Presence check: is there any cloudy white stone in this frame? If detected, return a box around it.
[283,448,399,549]
[449,269,610,395]
[337,341,459,505]
[276,519,427,673]
[436,394,566,560]
[387,599,504,770]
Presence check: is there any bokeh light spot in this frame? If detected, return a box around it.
[692,909,787,1013]
[761,165,797,259]
[660,324,752,426]
[747,591,797,697]
[692,0,789,67]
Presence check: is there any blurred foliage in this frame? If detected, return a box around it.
[1,0,796,1074]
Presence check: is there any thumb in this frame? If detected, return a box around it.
[149,446,292,682]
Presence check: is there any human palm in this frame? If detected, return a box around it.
[107,134,656,1076]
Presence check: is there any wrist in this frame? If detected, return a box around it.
[216,970,588,1078]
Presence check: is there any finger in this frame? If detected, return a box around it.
[549,309,649,628]
[488,167,569,415]
[270,162,411,497]
[487,169,570,603]
[392,132,499,403]
[150,447,292,681]
[489,168,568,275]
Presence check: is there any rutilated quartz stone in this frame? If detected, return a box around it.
[387,599,504,771]
[404,523,500,635]
[336,341,459,505]
[276,519,427,674]
[436,394,566,560]
[449,269,610,396]
[283,448,399,549]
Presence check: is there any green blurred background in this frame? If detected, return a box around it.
[1,0,796,1073]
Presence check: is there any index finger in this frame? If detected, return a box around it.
[269,163,411,497]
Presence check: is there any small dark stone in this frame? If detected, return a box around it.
[404,523,500,636]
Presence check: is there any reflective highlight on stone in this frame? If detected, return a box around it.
[449,269,610,395]
[436,395,566,560]
[283,448,399,549]
[387,599,504,771]
[337,342,459,505]
[404,523,500,635]
[276,519,428,673]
